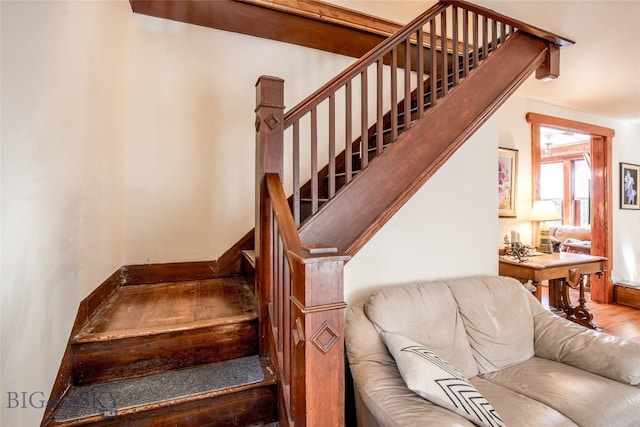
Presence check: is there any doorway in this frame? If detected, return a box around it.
[527,112,615,304]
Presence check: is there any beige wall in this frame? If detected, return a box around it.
[344,118,499,304]
[1,1,131,425]
[123,14,357,264]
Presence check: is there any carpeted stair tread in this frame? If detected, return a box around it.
[54,356,265,422]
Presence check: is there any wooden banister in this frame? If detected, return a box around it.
[257,78,350,426]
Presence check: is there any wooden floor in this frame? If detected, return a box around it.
[75,277,255,342]
[540,284,640,344]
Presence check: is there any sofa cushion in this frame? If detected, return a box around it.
[481,357,640,427]
[445,276,535,374]
[550,225,591,242]
[382,332,505,427]
[365,281,479,378]
[470,377,578,427]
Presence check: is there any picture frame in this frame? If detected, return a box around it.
[620,162,640,210]
[498,147,518,217]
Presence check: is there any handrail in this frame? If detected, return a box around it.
[267,173,302,252]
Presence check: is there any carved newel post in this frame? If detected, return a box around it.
[255,75,285,354]
[290,244,350,427]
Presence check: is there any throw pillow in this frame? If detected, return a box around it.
[381,331,505,427]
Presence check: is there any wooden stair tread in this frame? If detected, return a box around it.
[74,277,255,343]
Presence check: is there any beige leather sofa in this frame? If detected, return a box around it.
[345,276,640,427]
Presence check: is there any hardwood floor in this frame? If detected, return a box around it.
[539,284,640,344]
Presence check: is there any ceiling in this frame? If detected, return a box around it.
[473,0,640,123]
[332,0,640,123]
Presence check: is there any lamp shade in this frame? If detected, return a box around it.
[529,200,562,222]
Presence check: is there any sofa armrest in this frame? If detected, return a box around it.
[526,293,640,385]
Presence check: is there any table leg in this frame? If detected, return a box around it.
[555,275,599,330]
[548,279,562,309]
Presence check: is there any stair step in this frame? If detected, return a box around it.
[50,356,277,426]
[72,277,258,385]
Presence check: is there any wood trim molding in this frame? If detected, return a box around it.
[526,112,615,303]
[130,0,390,60]
[41,268,123,425]
[238,0,402,38]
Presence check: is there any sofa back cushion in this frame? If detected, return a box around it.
[446,276,535,374]
[365,281,479,378]
[550,225,591,242]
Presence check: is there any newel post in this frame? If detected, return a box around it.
[255,76,285,355]
[290,245,351,426]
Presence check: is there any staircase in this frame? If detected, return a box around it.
[43,1,574,426]
[42,253,279,426]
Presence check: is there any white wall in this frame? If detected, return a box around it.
[345,118,499,304]
[1,1,131,425]
[496,94,640,282]
[124,14,356,264]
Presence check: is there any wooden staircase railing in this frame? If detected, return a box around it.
[255,2,573,425]
[256,78,350,426]
[281,0,573,229]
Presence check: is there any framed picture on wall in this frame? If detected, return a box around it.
[498,148,518,217]
[620,162,640,210]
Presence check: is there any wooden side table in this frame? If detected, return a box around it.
[499,252,607,329]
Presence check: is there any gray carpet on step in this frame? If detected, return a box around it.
[54,356,264,422]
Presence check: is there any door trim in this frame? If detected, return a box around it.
[527,112,615,303]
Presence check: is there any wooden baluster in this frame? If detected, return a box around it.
[462,9,469,77]
[472,13,479,67]
[345,81,353,184]
[430,19,437,106]
[283,257,292,384]
[376,58,384,155]
[255,75,285,356]
[361,68,368,168]
[290,245,350,427]
[277,236,284,352]
[404,38,411,130]
[390,48,398,142]
[452,6,460,86]
[491,19,498,51]
[328,94,336,198]
[310,106,318,214]
[440,9,448,98]
[416,28,424,119]
[292,121,300,226]
[482,15,488,58]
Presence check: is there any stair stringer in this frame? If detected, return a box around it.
[298,31,549,256]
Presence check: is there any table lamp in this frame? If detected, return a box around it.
[529,200,562,253]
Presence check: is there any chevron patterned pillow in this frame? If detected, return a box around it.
[382,331,505,427]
